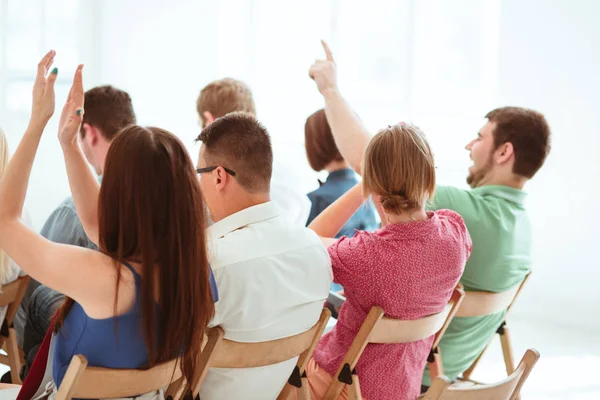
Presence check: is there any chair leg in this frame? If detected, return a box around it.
[347,374,361,400]
[499,322,515,376]
[300,376,311,400]
[277,383,294,400]
[428,347,444,379]
[7,328,22,384]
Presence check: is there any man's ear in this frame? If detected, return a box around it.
[495,142,514,165]
[214,166,230,192]
[82,123,99,145]
[203,111,216,127]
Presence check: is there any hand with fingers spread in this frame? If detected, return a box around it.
[309,40,338,95]
[31,50,58,126]
[58,65,85,147]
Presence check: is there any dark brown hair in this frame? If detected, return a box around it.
[196,78,256,126]
[305,109,343,171]
[56,126,214,390]
[363,123,436,213]
[197,111,272,193]
[486,106,551,178]
[80,85,136,141]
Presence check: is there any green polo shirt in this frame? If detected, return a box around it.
[422,185,532,386]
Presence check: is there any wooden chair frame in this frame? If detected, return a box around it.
[459,274,530,381]
[191,308,331,399]
[54,355,184,400]
[0,275,30,384]
[323,286,465,400]
[423,349,539,400]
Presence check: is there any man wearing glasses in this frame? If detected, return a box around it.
[196,77,311,226]
[195,111,332,400]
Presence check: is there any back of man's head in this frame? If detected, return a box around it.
[196,78,256,127]
[197,112,272,193]
[486,106,551,179]
[80,85,136,141]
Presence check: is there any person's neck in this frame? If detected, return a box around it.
[94,139,112,176]
[477,171,527,190]
[382,207,429,226]
[223,193,271,218]
[324,160,349,173]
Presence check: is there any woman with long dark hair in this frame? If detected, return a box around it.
[0,51,215,396]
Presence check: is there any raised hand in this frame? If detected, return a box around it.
[58,65,85,147]
[31,50,58,125]
[309,40,338,95]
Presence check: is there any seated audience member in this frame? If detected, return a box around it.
[308,41,551,390]
[195,112,332,400]
[290,123,471,400]
[0,52,215,395]
[13,84,136,379]
[0,128,33,325]
[197,78,311,225]
[305,109,377,238]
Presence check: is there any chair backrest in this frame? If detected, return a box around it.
[192,308,331,397]
[428,348,540,400]
[322,286,465,400]
[455,273,530,318]
[54,355,183,400]
[370,285,464,345]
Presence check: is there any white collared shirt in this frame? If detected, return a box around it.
[200,202,332,400]
[270,158,312,226]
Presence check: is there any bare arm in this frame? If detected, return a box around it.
[309,41,373,174]
[60,145,100,244]
[0,53,114,310]
[308,183,365,243]
[58,65,100,245]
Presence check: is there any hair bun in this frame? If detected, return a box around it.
[381,192,419,211]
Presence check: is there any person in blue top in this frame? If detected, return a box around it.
[305,109,378,239]
[0,51,216,395]
[305,109,378,297]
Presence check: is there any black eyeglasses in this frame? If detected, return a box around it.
[196,166,236,176]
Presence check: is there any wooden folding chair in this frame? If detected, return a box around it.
[191,308,331,400]
[278,308,331,400]
[53,355,184,400]
[423,349,540,400]
[0,275,30,384]
[458,274,530,380]
[323,286,465,400]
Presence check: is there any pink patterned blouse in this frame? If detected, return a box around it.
[313,210,472,399]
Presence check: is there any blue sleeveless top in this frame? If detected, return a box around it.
[52,262,150,387]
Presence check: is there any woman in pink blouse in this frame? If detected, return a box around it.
[297,123,472,399]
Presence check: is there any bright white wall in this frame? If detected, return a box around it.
[2,0,598,330]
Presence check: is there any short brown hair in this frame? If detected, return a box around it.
[196,78,256,126]
[80,85,136,141]
[363,123,436,213]
[486,106,551,178]
[197,112,272,193]
[305,109,343,171]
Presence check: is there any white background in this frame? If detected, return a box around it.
[1,0,599,335]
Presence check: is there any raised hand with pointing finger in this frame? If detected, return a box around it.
[306,40,373,175]
[309,40,339,95]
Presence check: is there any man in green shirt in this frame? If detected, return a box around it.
[307,41,551,387]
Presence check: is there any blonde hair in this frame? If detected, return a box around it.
[196,78,256,126]
[0,128,10,282]
[362,123,436,214]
